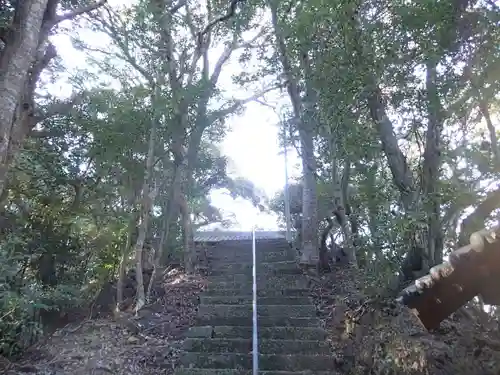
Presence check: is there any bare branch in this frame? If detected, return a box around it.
[198,0,246,45]
[52,0,107,26]
[459,186,500,246]
[34,92,86,123]
[184,3,200,41]
[94,7,154,85]
[236,26,269,49]
[180,4,203,85]
[254,98,276,110]
[208,85,279,123]
[29,129,66,138]
[210,34,238,87]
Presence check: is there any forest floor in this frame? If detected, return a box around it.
[2,268,206,375]
[3,265,500,375]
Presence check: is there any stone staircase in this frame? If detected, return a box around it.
[174,237,339,375]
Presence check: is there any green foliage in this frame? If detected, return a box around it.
[0,0,274,356]
[2,0,500,358]
[266,0,500,282]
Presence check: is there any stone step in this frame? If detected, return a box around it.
[196,316,319,327]
[185,326,327,340]
[208,247,293,255]
[208,251,294,264]
[207,272,305,284]
[175,370,333,375]
[208,268,303,278]
[207,244,292,255]
[198,305,316,319]
[183,338,330,355]
[179,353,339,371]
[202,288,309,297]
[205,283,308,294]
[210,261,300,276]
[200,296,311,306]
[206,276,308,291]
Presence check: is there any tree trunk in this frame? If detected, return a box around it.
[299,126,319,265]
[146,177,176,301]
[422,58,444,267]
[133,89,159,313]
[270,1,318,266]
[336,155,357,265]
[478,93,500,167]
[179,191,194,272]
[116,208,138,310]
[0,0,49,196]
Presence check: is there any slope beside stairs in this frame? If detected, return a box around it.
[174,236,340,375]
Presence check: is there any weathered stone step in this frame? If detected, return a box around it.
[207,272,305,284]
[200,295,250,305]
[198,304,316,319]
[183,338,330,354]
[202,288,309,297]
[207,244,292,255]
[206,276,308,291]
[180,353,339,371]
[208,247,293,256]
[200,296,310,306]
[210,261,300,275]
[204,284,308,295]
[197,316,318,327]
[175,370,333,375]
[208,251,294,264]
[209,263,303,278]
[185,326,327,340]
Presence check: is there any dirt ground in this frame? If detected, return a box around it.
[2,268,206,375]
[308,264,500,375]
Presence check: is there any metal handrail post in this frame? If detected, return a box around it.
[252,226,259,375]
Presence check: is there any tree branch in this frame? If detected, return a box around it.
[198,0,245,45]
[95,7,154,85]
[207,85,279,123]
[459,186,500,246]
[52,0,107,26]
[33,92,86,124]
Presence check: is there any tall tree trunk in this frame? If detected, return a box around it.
[0,1,105,197]
[422,57,444,267]
[0,0,49,196]
[179,191,194,272]
[146,201,169,302]
[299,125,319,266]
[477,92,500,167]
[270,1,318,265]
[146,171,177,302]
[298,49,322,267]
[331,143,357,265]
[133,88,159,313]
[339,160,357,264]
[117,206,138,310]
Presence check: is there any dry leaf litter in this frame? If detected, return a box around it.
[3,268,206,375]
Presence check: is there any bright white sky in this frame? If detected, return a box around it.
[49,1,301,231]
